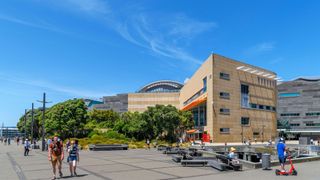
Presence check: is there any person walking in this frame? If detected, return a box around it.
[146,139,150,150]
[24,139,30,156]
[48,137,64,180]
[17,137,20,146]
[277,137,287,172]
[67,140,79,177]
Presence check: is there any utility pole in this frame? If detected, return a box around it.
[31,103,34,144]
[24,109,27,139]
[38,93,51,151]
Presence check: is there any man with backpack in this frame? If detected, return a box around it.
[48,137,64,180]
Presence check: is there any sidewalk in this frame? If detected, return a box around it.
[1,142,320,180]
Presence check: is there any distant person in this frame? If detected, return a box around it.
[8,138,11,145]
[277,138,287,172]
[254,138,257,144]
[146,139,150,150]
[67,140,79,177]
[24,139,30,156]
[17,137,20,146]
[310,139,314,145]
[48,137,64,180]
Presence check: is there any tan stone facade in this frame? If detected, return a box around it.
[180,54,277,142]
[128,92,180,112]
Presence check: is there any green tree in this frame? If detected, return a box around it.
[45,99,88,139]
[17,109,42,139]
[87,109,120,129]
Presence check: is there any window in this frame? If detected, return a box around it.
[241,84,250,108]
[250,103,257,109]
[220,108,230,115]
[290,123,300,127]
[241,117,250,126]
[280,113,300,117]
[306,123,315,127]
[253,132,260,136]
[279,92,300,98]
[203,77,207,92]
[266,106,271,111]
[220,92,230,99]
[220,128,230,134]
[220,72,230,80]
[306,112,320,116]
[259,105,265,110]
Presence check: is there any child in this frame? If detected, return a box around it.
[67,140,79,176]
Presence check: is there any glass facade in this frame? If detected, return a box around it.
[192,104,207,127]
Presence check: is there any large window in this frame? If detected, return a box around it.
[220,72,230,80]
[241,84,250,108]
[192,105,207,127]
[241,117,250,126]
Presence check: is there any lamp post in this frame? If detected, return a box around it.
[24,109,27,139]
[31,103,34,144]
[37,93,51,151]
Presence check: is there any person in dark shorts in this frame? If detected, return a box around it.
[68,140,79,176]
[277,137,287,172]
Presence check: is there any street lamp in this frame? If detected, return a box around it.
[37,93,51,151]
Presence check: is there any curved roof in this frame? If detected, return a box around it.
[137,80,183,93]
[294,76,320,82]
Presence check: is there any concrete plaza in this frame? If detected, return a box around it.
[0,143,319,180]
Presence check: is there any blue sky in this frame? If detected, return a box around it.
[1,0,320,126]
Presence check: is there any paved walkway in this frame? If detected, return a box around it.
[0,143,319,180]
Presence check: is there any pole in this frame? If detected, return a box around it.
[31,103,34,144]
[37,93,51,151]
[24,109,27,139]
[42,93,46,151]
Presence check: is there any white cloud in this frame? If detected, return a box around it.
[244,42,275,56]
[112,14,209,65]
[0,14,64,33]
[64,0,110,14]
[169,14,217,39]
[0,73,109,98]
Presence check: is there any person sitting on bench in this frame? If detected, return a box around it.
[227,147,240,164]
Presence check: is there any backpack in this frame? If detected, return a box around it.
[51,142,62,156]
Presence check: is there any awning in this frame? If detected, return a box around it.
[186,129,202,134]
[182,95,207,111]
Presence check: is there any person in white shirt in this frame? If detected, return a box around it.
[24,139,30,156]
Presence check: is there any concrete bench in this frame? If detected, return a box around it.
[172,155,183,162]
[181,159,208,167]
[207,160,228,171]
[216,154,242,171]
[89,144,128,151]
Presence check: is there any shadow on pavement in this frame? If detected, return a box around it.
[61,174,89,179]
